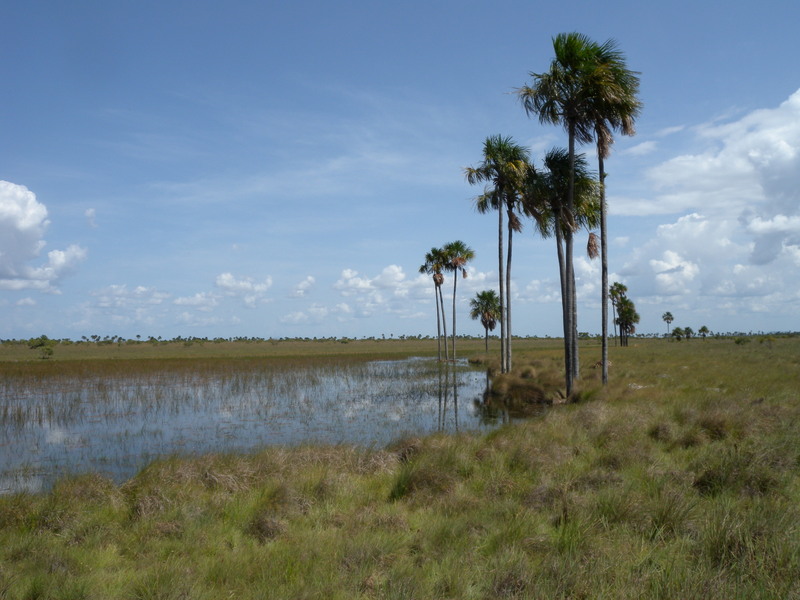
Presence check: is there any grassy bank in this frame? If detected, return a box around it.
[2,336,799,598]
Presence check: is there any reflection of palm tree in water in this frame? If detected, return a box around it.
[437,363,460,433]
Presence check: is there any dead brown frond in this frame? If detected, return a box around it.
[587,232,600,259]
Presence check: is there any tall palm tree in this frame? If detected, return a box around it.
[443,240,475,360]
[586,40,642,384]
[522,148,599,387]
[419,247,449,361]
[469,289,501,352]
[662,311,674,337]
[465,135,530,373]
[518,33,641,390]
[517,33,601,394]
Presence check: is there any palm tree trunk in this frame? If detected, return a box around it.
[565,123,576,396]
[434,282,442,361]
[555,227,571,386]
[599,154,609,385]
[497,204,507,373]
[484,326,489,352]
[438,285,449,361]
[451,272,458,360]
[505,205,514,372]
[570,258,579,381]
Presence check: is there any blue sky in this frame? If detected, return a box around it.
[2,0,800,340]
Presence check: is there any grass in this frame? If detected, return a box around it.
[2,335,800,598]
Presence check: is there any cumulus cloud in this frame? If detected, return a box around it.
[0,181,87,292]
[607,90,800,324]
[215,272,273,308]
[291,275,315,297]
[174,292,219,312]
[91,284,171,308]
[280,311,308,324]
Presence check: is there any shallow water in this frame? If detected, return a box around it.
[0,357,510,494]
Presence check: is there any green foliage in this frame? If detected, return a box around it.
[27,335,56,359]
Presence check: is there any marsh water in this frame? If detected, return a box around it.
[0,357,511,494]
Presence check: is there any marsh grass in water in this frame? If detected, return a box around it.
[1,336,800,598]
[0,355,504,494]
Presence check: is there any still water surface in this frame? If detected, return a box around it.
[0,357,509,494]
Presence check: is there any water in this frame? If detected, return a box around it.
[0,357,510,494]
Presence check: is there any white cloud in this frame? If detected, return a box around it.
[215,272,272,307]
[656,125,686,137]
[622,140,657,156]
[280,311,308,324]
[91,284,171,308]
[0,181,87,292]
[291,275,315,297]
[16,297,36,306]
[649,250,700,295]
[174,292,219,312]
[85,208,97,228]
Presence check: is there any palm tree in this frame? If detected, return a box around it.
[419,247,449,361]
[470,290,501,352]
[517,33,601,394]
[522,148,599,387]
[518,33,641,388]
[465,135,530,373]
[586,40,641,385]
[616,296,639,347]
[684,326,694,340]
[699,325,710,339]
[609,282,627,346]
[443,240,475,360]
[662,312,674,337]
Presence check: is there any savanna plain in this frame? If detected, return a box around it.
[1,335,800,599]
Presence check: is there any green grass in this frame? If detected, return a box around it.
[2,335,800,598]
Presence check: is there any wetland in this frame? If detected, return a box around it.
[0,352,509,494]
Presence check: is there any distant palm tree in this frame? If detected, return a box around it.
[470,290,501,352]
[684,326,694,340]
[609,282,628,346]
[443,241,475,360]
[465,135,530,373]
[662,312,674,337]
[699,325,710,339]
[616,296,639,347]
[419,247,449,361]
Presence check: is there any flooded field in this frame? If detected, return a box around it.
[0,357,510,493]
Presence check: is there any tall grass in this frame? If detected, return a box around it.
[1,336,800,598]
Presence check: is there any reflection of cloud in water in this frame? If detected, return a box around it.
[41,422,85,448]
[1,357,501,494]
[0,475,43,494]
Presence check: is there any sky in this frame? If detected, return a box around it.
[2,0,800,340]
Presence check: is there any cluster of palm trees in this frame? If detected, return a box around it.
[419,241,475,361]
[459,33,641,394]
[662,312,711,341]
[610,283,639,346]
